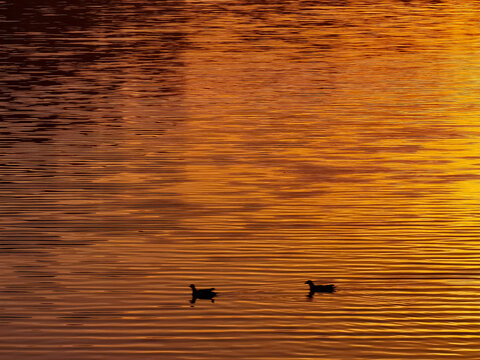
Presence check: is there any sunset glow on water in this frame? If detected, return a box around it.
[2,1,480,359]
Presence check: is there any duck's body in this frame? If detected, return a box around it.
[305,280,335,294]
[189,284,217,301]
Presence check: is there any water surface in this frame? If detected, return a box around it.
[2,0,480,359]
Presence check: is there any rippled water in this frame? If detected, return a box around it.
[2,0,480,359]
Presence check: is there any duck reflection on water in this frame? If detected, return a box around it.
[189,284,217,304]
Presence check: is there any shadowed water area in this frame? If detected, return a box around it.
[2,0,480,359]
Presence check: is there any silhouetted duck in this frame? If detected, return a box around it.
[305,280,335,294]
[189,284,217,303]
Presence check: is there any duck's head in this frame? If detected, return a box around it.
[305,280,313,285]
[189,284,196,289]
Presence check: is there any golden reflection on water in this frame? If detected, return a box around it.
[2,0,480,359]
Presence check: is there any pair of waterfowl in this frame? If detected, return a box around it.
[189,280,335,302]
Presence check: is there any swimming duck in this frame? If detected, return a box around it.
[189,284,217,301]
[305,280,335,294]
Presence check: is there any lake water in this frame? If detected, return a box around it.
[2,0,480,359]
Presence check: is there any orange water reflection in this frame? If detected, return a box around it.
[2,1,480,359]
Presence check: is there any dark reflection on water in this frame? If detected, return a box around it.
[1,0,186,146]
[2,0,480,359]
